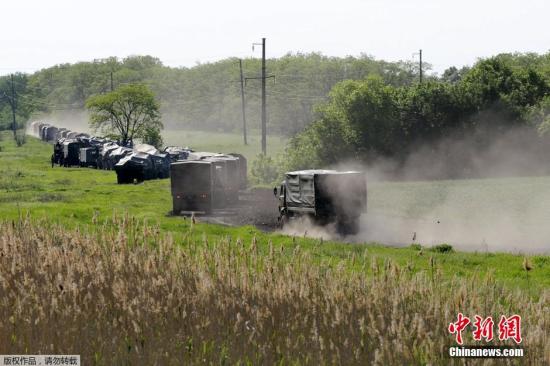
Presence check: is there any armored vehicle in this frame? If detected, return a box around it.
[101,145,131,170]
[98,143,119,170]
[163,146,191,162]
[45,126,59,142]
[30,121,44,137]
[66,131,79,139]
[114,152,154,183]
[52,138,66,165]
[275,170,367,235]
[40,125,51,141]
[62,139,90,167]
[79,146,99,168]
[55,128,68,141]
[151,153,171,179]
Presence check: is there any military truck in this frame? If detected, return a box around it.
[79,146,99,168]
[52,139,66,165]
[206,155,241,204]
[228,153,247,189]
[62,139,90,167]
[170,161,217,214]
[275,170,367,235]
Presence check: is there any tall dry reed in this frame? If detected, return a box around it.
[0,214,548,365]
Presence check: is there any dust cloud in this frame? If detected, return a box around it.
[281,216,337,241]
[29,110,92,134]
[284,126,550,254]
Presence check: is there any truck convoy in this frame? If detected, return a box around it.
[31,121,174,184]
[275,170,367,235]
[31,121,367,235]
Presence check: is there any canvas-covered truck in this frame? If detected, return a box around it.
[171,161,216,214]
[275,170,367,235]
[62,139,90,167]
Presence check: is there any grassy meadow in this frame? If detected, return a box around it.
[0,131,549,364]
[1,218,548,365]
[162,129,288,161]
[0,132,549,290]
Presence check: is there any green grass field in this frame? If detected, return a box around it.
[162,129,288,161]
[366,177,550,253]
[0,131,549,294]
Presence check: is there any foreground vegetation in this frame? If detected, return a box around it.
[1,217,548,365]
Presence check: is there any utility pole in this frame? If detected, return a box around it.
[249,38,273,155]
[419,49,423,84]
[260,37,266,155]
[10,74,17,139]
[238,59,248,145]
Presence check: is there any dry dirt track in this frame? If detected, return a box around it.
[176,188,281,232]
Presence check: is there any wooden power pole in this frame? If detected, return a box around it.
[239,59,247,145]
[10,74,17,138]
[248,38,273,154]
[419,49,423,84]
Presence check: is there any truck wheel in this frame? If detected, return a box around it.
[279,215,289,229]
[337,217,360,236]
[172,198,181,215]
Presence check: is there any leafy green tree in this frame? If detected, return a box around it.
[86,84,162,146]
[461,58,549,123]
[528,95,550,135]
[250,154,280,185]
[282,54,550,172]
[142,125,164,149]
[441,66,469,84]
[0,73,33,132]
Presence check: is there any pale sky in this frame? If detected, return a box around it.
[1,0,548,76]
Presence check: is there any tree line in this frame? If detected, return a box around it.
[3,51,550,180]
[282,53,550,179]
[0,53,423,134]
